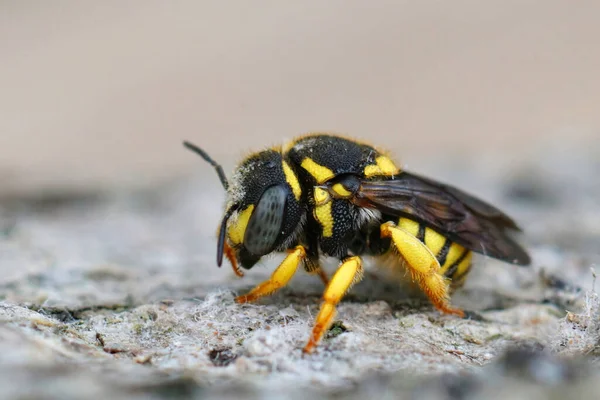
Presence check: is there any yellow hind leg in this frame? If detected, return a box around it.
[380,221,464,317]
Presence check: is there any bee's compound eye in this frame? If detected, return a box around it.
[244,185,287,256]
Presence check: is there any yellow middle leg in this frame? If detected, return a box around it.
[314,268,330,286]
[380,221,464,317]
[303,256,363,353]
[235,246,306,304]
[303,257,330,286]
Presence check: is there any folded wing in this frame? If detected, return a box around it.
[352,172,531,265]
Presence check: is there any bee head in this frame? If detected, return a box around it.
[184,142,303,271]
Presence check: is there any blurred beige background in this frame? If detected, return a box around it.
[1,1,598,197]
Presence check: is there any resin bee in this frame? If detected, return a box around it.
[184,134,530,353]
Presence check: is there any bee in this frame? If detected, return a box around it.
[184,134,530,353]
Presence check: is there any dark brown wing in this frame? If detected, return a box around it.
[352,171,531,265]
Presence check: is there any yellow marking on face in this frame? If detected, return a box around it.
[313,189,333,237]
[314,187,330,205]
[282,160,301,200]
[228,205,254,245]
[364,156,400,177]
[423,228,446,255]
[331,183,352,198]
[301,158,335,184]
[398,218,420,237]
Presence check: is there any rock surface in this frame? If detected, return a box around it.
[0,144,599,399]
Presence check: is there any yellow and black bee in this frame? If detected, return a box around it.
[184,134,530,353]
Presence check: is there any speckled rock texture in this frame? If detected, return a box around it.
[0,143,598,400]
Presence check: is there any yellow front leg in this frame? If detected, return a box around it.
[380,221,464,317]
[303,256,363,353]
[235,246,306,304]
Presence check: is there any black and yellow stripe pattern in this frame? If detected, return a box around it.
[397,218,472,286]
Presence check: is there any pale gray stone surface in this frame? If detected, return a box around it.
[0,145,598,399]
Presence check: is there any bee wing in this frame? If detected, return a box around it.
[352,172,531,265]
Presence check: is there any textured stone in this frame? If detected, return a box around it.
[0,147,599,399]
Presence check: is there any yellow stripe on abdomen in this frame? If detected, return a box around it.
[423,227,446,256]
[398,218,420,237]
[448,254,473,287]
[441,248,472,281]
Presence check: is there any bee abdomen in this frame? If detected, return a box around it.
[397,218,472,283]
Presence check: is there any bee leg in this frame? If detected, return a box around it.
[314,268,330,286]
[235,246,306,304]
[380,221,464,317]
[223,241,243,277]
[303,256,363,354]
[303,257,330,286]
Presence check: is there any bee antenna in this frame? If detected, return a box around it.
[183,141,229,190]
